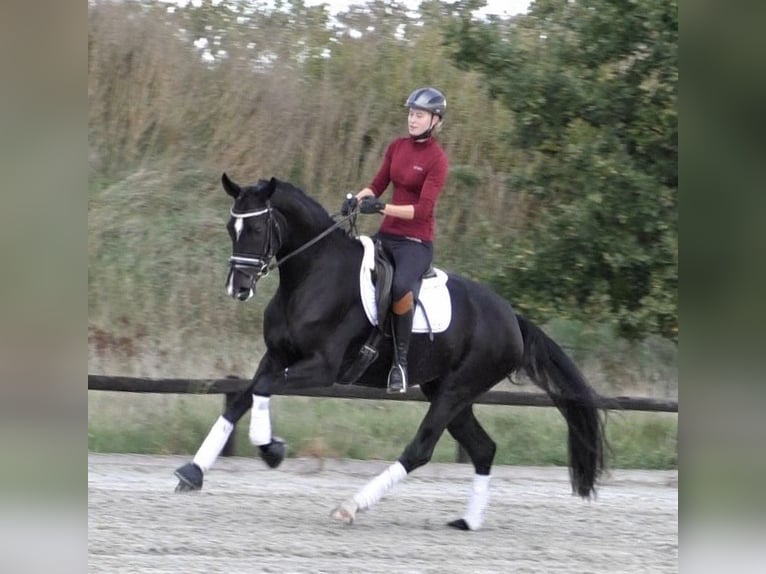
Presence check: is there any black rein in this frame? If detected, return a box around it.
[269,209,358,270]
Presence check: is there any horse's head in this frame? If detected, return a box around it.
[222,173,281,301]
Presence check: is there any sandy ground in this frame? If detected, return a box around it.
[88,453,677,573]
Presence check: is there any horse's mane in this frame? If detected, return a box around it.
[271,179,341,235]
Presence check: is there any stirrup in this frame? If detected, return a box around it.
[386,364,407,394]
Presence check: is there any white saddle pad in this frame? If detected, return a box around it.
[358,236,451,333]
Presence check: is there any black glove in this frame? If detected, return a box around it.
[341,195,358,216]
[359,196,385,214]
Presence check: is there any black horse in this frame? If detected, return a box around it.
[174,174,606,530]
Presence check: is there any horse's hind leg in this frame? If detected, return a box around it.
[444,405,496,530]
[330,396,452,524]
[174,389,255,492]
[331,379,478,524]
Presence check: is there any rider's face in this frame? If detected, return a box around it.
[408,108,437,138]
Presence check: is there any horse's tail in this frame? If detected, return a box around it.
[516,314,606,498]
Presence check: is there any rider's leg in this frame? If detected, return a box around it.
[381,235,432,393]
[387,291,414,393]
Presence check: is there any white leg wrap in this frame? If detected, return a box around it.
[353,461,407,510]
[463,474,491,530]
[192,416,234,472]
[248,394,272,446]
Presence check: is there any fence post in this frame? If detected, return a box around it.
[221,393,237,457]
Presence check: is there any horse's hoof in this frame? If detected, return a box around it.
[259,437,286,469]
[330,500,358,525]
[175,480,198,493]
[447,518,471,531]
[174,462,203,492]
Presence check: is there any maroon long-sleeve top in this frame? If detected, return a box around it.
[368,136,449,243]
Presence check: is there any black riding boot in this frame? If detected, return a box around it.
[387,308,414,393]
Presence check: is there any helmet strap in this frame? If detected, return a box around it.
[411,127,433,141]
[410,113,440,141]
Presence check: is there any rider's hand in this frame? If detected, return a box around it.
[341,195,358,216]
[359,196,385,214]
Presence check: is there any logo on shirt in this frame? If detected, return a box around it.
[412,164,424,172]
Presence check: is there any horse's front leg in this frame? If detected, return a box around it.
[174,353,281,492]
[247,351,337,469]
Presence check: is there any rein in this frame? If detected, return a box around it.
[272,211,355,269]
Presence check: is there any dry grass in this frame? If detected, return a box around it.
[87,389,677,469]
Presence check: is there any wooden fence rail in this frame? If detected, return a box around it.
[88,374,678,458]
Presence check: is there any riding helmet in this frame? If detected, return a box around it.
[405,87,446,118]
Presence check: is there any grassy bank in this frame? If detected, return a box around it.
[88,391,677,470]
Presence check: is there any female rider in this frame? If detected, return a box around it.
[344,87,449,393]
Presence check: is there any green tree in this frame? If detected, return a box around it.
[445,0,677,340]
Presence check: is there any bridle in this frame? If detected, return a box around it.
[228,201,356,288]
[228,205,279,287]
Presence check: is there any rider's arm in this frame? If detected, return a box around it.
[381,203,414,220]
[354,190,413,219]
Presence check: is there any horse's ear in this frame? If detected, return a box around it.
[266,177,278,198]
[222,172,240,199]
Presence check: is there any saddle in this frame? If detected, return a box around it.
[372,239,437,332]
[337,237,446,386]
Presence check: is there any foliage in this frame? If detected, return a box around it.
[88,0,677,388]
[445,0,677,340]
[88,0,521,377]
